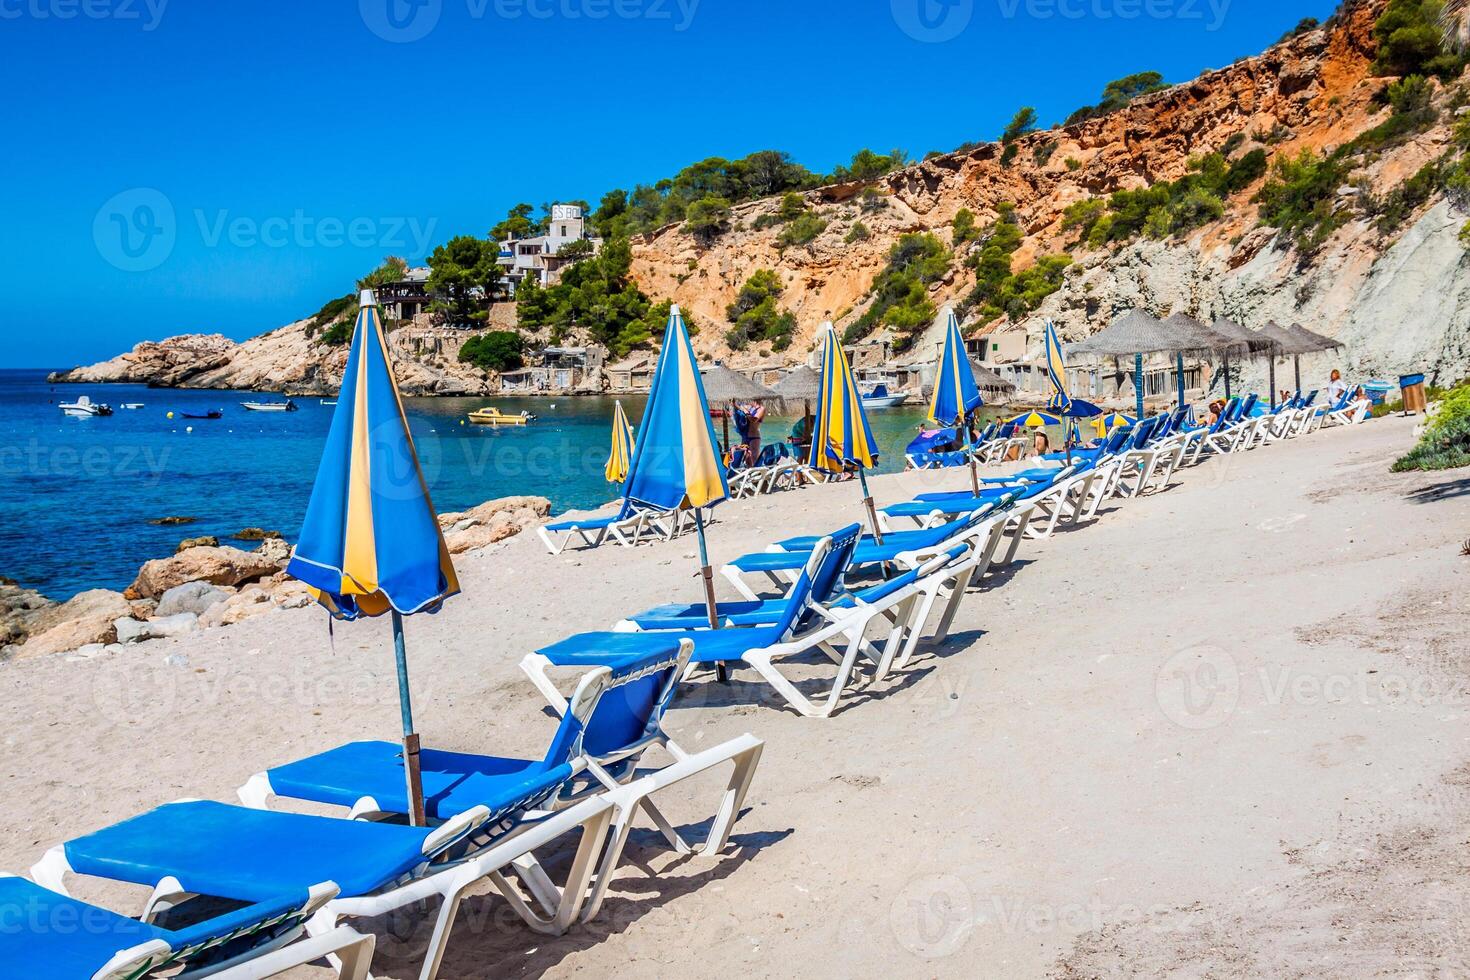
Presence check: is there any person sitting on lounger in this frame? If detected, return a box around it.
[1207,400,1226,426]
[1029,430,1050,458]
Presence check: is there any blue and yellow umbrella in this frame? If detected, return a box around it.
[287,289,458,825]
[624,304,729,628]
[1092,411,1135,437]
[605,400,635,484]
[1007,411,1064,428]
[928,307,983,427]
[1043,319,1071,412]
[809,323,884,539]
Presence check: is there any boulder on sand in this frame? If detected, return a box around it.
[1,579,55,648]
[437,496,550,530]
[255,537,291,566]
[199,585,275,628]
[155,581,232,618]
[128,546,281,600]
[114,612,199,645]
[16,589,132,658]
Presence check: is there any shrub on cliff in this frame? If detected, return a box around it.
[1372,0,1467,79]
[844,233,949,346]
[1254,149,1352,252]
[778,211,828,248]
[684,196,732,245]
[459,331,525,372]
[427,235,499,327]
[725,270,797,352]
[515,236,669,358]
[1065,71,1168,126]
[829,148,909,183]
[1392,382,1470,471]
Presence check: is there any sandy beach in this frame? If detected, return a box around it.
[4,413,1468,978]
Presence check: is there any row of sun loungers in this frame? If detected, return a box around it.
[7,388,1372,977]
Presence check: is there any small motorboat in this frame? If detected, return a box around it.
[468,407,534,426]
[181,410,223,420]
[860,384,908,409]
[59,396,113,417]
[120,403,145,410]
[241,399,299,412]
[320,399,338,406]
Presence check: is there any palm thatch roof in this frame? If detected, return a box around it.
[1161,311,1232,351]
[770,366,821,400]
[1068,309,1214,358]
[971,361,1017,393]
[1209,317,1277,354]
[699,365,778,402]
[1254,320,1316,356]
[1286,322,1345,353]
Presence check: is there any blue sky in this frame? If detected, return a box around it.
[3,0,1335,367]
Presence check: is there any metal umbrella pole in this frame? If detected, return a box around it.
[391,611,426,827]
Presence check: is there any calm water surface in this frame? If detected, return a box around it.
[0,369,994,599]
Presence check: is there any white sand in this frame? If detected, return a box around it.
[4,414,1469,977]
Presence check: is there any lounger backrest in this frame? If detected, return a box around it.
[1303,389,1318,407]
[1129,417,1158,450]
[998,421,1016,439]
[782,524,862,635]
[1101,425,1132,454]
[547,643,693,766]
[1238,393,1258,418]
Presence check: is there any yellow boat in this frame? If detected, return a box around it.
[468,407,535,426]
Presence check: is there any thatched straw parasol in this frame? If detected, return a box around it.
[971,361,1017,401]
[699,365,777,452]
[1253,321,1317,407]
[1279,323,1346,396]
[1204,317,1275,399]
[771,366,822,448]
[1070,309,1213,416]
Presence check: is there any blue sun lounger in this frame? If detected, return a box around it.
[0,873,375,980]
[536,499,687,555]
[524,529,964,717]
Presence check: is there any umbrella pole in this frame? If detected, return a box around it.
[1134,353,1145,420]
[1294,356,1301,396]
[1175,352,1185,407]
[858,466,883,544]
[1224,350,1232,400]
[1268,359,1277,410]
[694,508,728,682]
[392,610,426,828]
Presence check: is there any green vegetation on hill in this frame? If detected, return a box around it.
[458,330,525,372]
[958,203,1070,325]
[427,236,499,327]
[1372,0,1467,79]
[1065,71,1169,126]
[1392,381,1470,471]
[725,270,796,352]
[514,236,677,359]
[1062,149,1267,248]
[843,233,950,348]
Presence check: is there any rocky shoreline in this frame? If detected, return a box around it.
[0,495,550,662]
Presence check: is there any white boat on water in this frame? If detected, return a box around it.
[241,399,299,412]
[860,384,908,409]
[59,396,113,417]
[120,403,145,410]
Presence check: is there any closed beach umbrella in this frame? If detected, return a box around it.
[625,305,730,629]
[929,307,984,494]
[604,400,635,484]
[287,288,459,827]
[809,323,883,541]
[1043,319,1071,412]
[928,308,983,426]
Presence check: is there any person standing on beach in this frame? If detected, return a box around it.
[738,400,766,461]
[1326,370,1348,404]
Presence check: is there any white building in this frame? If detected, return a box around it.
[496,204,602,289]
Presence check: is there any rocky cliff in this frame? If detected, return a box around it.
[632,0,1468,388]
[54,0,1470,393]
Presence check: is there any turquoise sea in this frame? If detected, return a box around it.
[0,369,948,600]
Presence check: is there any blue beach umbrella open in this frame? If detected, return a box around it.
[928,307,984,494]
[624,304,729,629]
[809,323,883,541]
[287,289,459,826]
